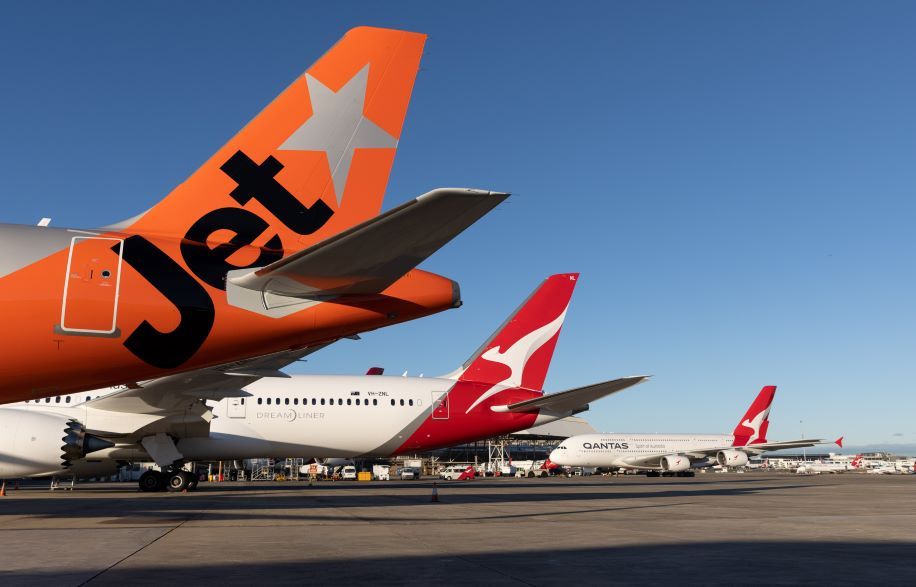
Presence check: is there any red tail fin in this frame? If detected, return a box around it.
[456,273,579,392]
[731,385,776,446]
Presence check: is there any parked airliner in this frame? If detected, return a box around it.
[549,386,839,475]
[0,26,503,404]
[0,274,649,491]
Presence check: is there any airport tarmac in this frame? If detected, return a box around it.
[0,473,913,586]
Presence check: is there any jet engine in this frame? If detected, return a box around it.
[659,455,691,472]
[716,450,749,467]
[0,409,113,478]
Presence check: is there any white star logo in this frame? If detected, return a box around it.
[279,65,397,205]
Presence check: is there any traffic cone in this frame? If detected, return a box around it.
[0,481,6,497]
[430,482,439,503]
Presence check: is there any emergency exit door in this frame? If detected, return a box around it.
[227,397,247,418]
[432,391,449,419]
[59,236,123,335]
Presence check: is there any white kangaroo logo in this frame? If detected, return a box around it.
[740,406,770,444]
[463,306,568,414]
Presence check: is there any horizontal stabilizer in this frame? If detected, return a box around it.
[222,368,291,378]
[739,438,827,453]
[227,188,508,298]
[492,376,650,414]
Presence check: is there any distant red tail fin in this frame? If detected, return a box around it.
[455,273,579,393]
[731,385,776,446]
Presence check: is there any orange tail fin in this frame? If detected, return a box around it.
[114,27,426,256]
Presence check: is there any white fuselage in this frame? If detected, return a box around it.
[3,374,559,477]
[550,433,734,469]
[795,460,855,474]
[177,375,453,459]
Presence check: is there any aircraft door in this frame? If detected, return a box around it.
[59,237,124,335]
[227,397,246,418]
[431,391,449,420]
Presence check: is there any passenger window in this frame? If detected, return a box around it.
[347,399,352,406]
[373,399,378,406]
[320,398,325,406]
[267,398,272,405]
[312,398,316,406]
[285,398,290,405]
[258,398,263,405]
[241,398,245,405]
[409,399,414,406]
[399,399,405,406]
[55,396,60,403]
[294,398,298,405]
[391,399,395,406]
[65,397,71,404]
[338,398,343,406]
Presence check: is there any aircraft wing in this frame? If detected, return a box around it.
[718,439,830,455]
[226,188,508,298]
[492,376,651,414]
[618,438,831,468]
[86,344,332,415]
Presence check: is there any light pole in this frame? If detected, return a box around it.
[801,420,807,461]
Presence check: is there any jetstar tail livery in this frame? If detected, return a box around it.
[0,273,649,491]
[0,27,506,403]
[549,385,841,474]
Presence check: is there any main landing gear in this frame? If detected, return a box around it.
[138,467,199,493]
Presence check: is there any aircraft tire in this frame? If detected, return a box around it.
[166,471,194,492]
[139,471,166,492]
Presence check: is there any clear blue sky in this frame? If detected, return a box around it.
[2,2,914,447]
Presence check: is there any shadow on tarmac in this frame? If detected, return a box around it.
[2,541,913,586]
[0,478,821,524]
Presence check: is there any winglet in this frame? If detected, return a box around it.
[835,436,844,448]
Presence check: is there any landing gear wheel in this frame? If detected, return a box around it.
[139,471,166,492]
[187,474,199,491]
[167,471,194,492]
